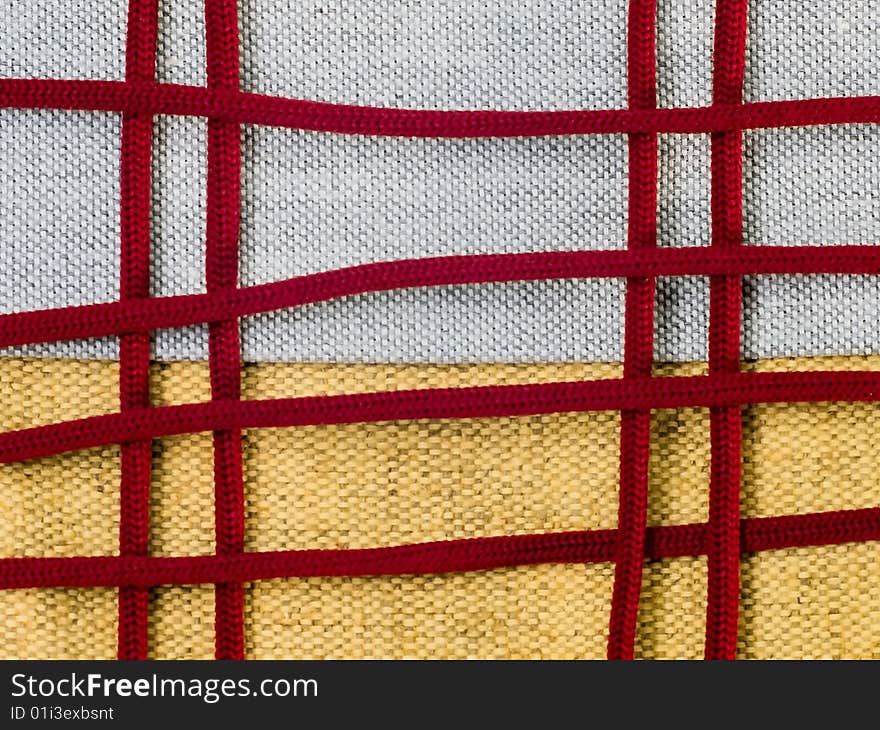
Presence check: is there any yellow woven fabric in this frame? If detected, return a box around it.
[1,355,879,659]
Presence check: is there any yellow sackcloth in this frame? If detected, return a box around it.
[1,356,879,659]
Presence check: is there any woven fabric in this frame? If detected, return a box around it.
[3,122,879,362]
[5,548,877,660]
[1,1,879,362]
[6,0,876,104]
[1,0,879,662]
[1,356,879,658]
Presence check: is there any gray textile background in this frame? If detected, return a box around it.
[0,1,878,363]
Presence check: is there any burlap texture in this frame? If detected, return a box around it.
[1,355,879,659]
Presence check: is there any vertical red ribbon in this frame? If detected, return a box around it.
[705,0,749,659]
[606,0,658,659]
[117,0,159,660]
[205,0,246,660]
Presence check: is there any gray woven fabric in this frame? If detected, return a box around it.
[744,0,880,103]
[7,0,878,104]
[1,1,126,81]
[238,0,629,110]
[1,1,878,363]
[156,0,207,87]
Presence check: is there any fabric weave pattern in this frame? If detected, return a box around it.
[0,0,878,660]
